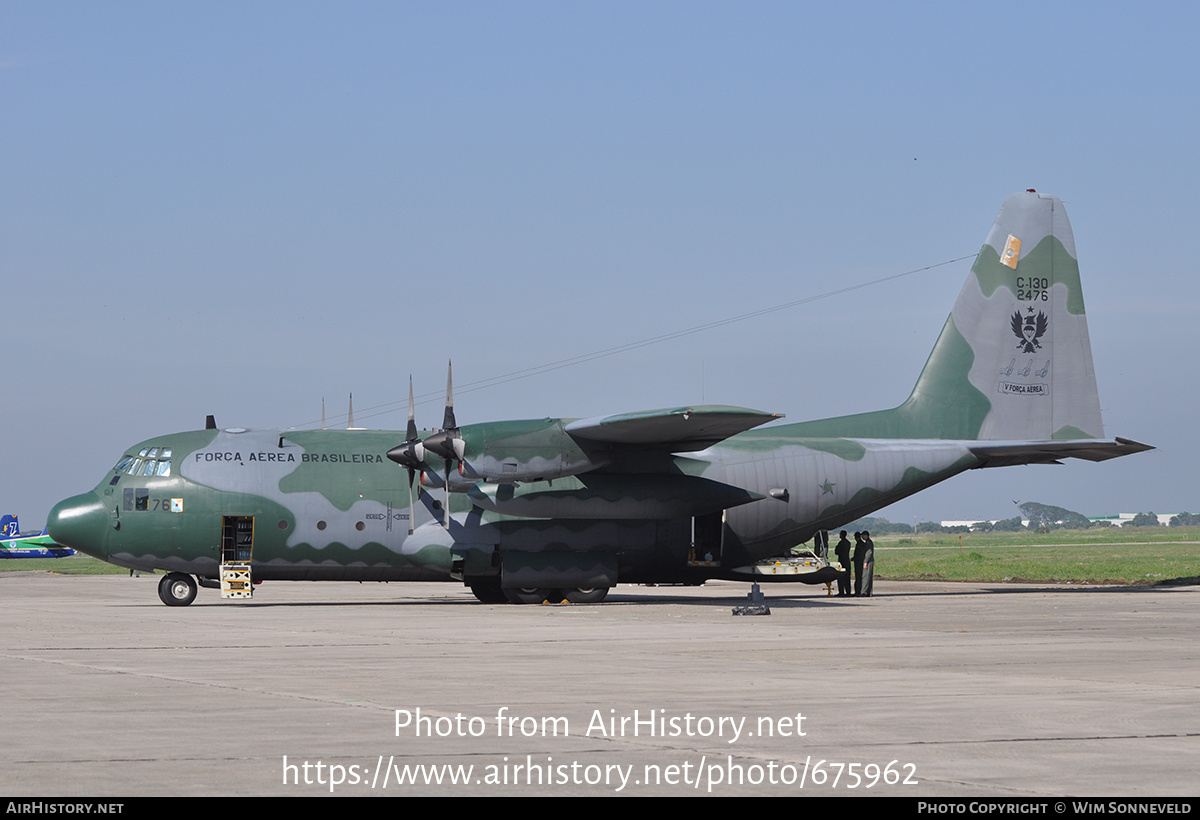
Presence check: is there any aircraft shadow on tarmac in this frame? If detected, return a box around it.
[102,576,1191,610]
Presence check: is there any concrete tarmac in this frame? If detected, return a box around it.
[1,572,1196,796]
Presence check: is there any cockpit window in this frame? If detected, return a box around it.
[114,452,172,477]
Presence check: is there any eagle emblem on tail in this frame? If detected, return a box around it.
[1011,310,1048,353]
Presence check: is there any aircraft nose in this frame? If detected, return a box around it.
[47,493,110,559]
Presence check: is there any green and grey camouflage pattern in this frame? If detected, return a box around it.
[47,192,1150,606]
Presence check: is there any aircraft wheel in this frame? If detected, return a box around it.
[503,587,559,605]
[563,587,609,604]
[158,572,197,607]
[468,579,508,604]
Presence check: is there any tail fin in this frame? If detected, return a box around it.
[794,191,1148,456]
[905,190,1103,441]
[1,516,17,538]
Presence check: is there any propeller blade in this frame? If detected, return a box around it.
[404,377,419,535]
[442,360,456,431]
[406,466,415,535]
[443,460,452,530]
[406,376,418,443]
[423,362,462,462]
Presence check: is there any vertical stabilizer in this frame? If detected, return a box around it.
[911,190,1103,441]
[790,191,1107,443]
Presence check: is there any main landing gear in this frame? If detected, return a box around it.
[497,587,610,605]
[158,572,197,607]
[562,587,608,604]
[467,579,611,604]
[468,578,509,604]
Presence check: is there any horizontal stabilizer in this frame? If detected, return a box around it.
[969,437,1154,468]
[566,405,782,450]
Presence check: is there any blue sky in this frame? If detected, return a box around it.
[3,2,1195,527]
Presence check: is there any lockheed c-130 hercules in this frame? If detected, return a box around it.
[47,191,1151,606]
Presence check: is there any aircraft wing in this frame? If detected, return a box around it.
[968,437,1154,468]
[564,405,783,451]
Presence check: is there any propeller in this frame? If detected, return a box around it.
[385,378,425,534]
[421,362,465,529]
[386,363,463,531]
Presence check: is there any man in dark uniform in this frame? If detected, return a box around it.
[852,532,866,596]
[860,530,875,597]
[834,530,852,597]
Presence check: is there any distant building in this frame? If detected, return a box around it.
[938,513,1183,530]
[1089,513,1177,527]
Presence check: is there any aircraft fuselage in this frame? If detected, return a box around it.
[51,424,971,586]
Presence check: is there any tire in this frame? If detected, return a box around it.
[158,572,197,607]
[503,587,560,605]
[468,579,508,604]
[563,587,609,604]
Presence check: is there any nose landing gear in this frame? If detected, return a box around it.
[158,572,198,607]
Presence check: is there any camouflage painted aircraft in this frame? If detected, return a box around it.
[47,191,1150,606]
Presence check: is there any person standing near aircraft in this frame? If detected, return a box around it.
[860,530,875,597]
[834,530,852,596]
[852,532,865,596]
